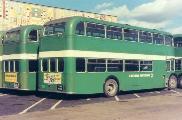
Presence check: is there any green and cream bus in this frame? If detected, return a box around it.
[0,31,4,88]
[173,34,182,88]
[38,17,181,97]
[3,25,42,90]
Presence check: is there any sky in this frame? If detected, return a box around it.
[19,0,182,34]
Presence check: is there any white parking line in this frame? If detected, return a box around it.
[133,93,141,98]
[50,100,62,110]
[86,98,91,101]
[170,90,180,94]
[114,96,120,102]
[0,94,7,97]
[19,98,46,115]
[155,91,161,94]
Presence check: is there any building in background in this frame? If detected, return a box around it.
[0,0,117,31]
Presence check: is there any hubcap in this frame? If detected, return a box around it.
[105,80,118,96]
[169,77,177,88]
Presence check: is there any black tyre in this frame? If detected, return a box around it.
[178,76,182,88]
[168,75,177,89]
[104,79,118,97]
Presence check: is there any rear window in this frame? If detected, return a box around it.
[5,30,20,42]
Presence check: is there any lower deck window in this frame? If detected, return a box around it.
[76,58,152,72]
[166,60,171,71]
[175,59,181,71]
[171,60,175,71]
[125,60,139,71]
[4,60,19,72]
[4,61,9,72]
[87,59,106,72]
[140,61,152,71]
[76,58,85,72]
[29,60,38,72]
[42,59,48,72]
[41,58,64,72]
[58,58,64,72]
[107,60,123,72]
[50,58,56,72]
[15,61,19,72]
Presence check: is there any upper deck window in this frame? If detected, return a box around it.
[153,34,164,45]
[29,30,38,42]
[5,30,20,42]
[76,22,84,35]
[124,29,138,42]
[44,22,66,36]
[174,37,182,47]
[86,23,105,38]
[107,26,123,40]
[165,35,173,46]
[139,31,152,43]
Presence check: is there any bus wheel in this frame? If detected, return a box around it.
[178,76,182,88]
[168,75,177,89]
[104,79,118,97]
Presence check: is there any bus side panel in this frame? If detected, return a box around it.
[0,62,2,88]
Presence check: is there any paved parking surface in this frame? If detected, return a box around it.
[0,88,182,117]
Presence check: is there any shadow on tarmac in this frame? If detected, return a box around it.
[0,88,165,100]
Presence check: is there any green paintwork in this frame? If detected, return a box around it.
[173,34,182,79]
[0,31,4,88]
[38,17,177,94]
[3,25,42,91]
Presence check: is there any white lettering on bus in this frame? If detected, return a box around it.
[129,74,153,78]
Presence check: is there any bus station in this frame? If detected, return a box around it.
[1,0,182,120]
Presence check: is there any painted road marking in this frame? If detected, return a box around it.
[155,91,161,94]
[114,96,120,102]
[133,93,141,98]
[19,98,46,114]
[0,94,7,97]
[86,98,91,101]
[170,90,180,94]
[50,100,63,110]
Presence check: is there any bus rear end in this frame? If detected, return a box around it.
[38,20,69,93]
[3,26,42,91]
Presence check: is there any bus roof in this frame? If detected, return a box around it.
[44,17,72,26]
[44,16,172,36]
[6,25,42,33]
[174,34,182,38]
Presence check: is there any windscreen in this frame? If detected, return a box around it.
[44,22,66,36]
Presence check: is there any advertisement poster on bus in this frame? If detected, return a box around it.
[5,73,17,83]
[44,73,62,84]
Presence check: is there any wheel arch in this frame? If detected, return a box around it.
[169,73,178,79]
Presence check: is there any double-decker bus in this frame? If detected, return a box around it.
[0,31,4,88]
[3,25,42,91]
[38,16,180,97]
[173,34,182,88]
